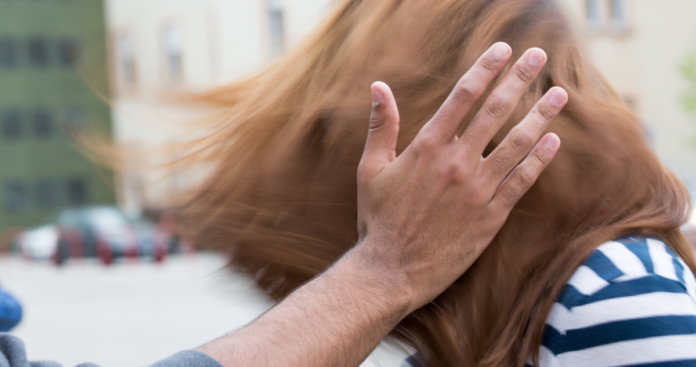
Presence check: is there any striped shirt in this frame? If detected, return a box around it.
[402,236,696,367]
[535,236,696,366]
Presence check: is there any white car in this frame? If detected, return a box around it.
[17,224,59,260]
[17,206,171,264]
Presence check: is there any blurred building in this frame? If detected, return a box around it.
[107,0,696,214]
[106,0,334,214]
[559,0,696,185]
[0,0,114,239]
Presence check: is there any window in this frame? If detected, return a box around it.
[585,0,629,33]
[118,34,137,85]
[62,107,85,134]
[163,24,183,82]
[58,39,80,68]
[609,0,626,30]
[268,0,285,53]
[66,177,88,206]
[4,181,29,212]
[34,108,53,137]
[1,109,22,138]
[28,38,48,67]
[0,38,18,67]
[585,0,601,29]
[37,179,59,207]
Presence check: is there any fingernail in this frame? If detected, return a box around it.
[549,88,567,107]
[491,42,510,61]
[371,84,383,107]
[527,49,547,67]
[542,134,560,151]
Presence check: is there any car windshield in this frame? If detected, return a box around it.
[89,208,130,232]
[56,210,82,227]
[56,207,131,232]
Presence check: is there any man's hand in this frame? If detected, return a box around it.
[197,43,567,367]
[355,42,566,311]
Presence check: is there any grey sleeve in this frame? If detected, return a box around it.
[147,351,223,367]
[0,333,223,367]
[0,333,61,367]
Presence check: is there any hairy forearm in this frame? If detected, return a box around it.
[196,241,412,367]
[195,45,565,366]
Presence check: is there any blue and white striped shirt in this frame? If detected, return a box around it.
[535,236,696,366]
[402,236,696,367]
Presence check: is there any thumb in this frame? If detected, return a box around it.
[359,81,400,180]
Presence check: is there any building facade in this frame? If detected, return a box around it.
[0,0,114,237]
[107,0,696,215]
[106,0,334,214]
[559,0,696,185]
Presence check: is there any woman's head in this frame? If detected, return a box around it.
[183,0,694,365]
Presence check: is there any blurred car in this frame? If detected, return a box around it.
[16,206,175,265]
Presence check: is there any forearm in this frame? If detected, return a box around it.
[196,241,412,367]
[196,45,565,366]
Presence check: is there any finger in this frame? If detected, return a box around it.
[358,81,400,180]
[482,87,567,183]
[459,48,548,155]
[491,133,560,210]
[418,42,512,145]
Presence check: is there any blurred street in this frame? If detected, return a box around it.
[1,1,695,365]
[0,253,409,367]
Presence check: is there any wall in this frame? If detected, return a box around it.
[106,0,334,213]
[560,0,696,185]
[0,0,114,235]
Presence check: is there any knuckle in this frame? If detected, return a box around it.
[414,132,438,153]
[513,67,534,84]
[531,148,548,167]
[487,154,510,174]
[369,112,385,130]
[479,55,499,72]
[440,160,461,181]
[504,183,522,200]
[513,168,534,190]
[452,78,482,103]
[485,97,510,118]
[535,103,557,121]
[509,130,534,153]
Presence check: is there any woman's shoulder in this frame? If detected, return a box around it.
[537,235,696,366]
[560,236,696,306]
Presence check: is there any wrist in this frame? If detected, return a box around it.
[337,238,415,318]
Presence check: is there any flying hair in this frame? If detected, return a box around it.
[180,0,695,365]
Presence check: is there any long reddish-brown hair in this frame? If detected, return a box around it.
[181,0,695,365]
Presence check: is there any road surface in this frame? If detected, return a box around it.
[0,252,409,366]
